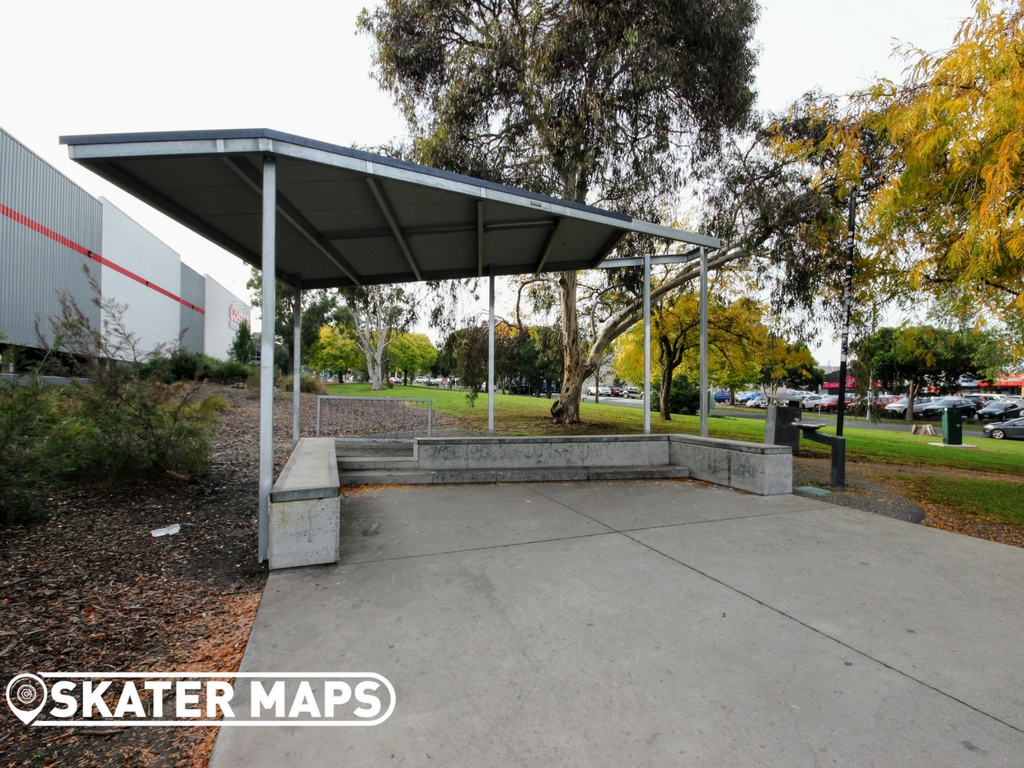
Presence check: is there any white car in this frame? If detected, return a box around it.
[624,387,643,399]
[587,385,612,397]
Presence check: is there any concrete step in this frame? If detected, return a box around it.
[338,465,690,486]
[334,440,415,458]
[338,457,421,471]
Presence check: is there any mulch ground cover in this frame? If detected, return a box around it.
[794,454,1024,548]
[0,385,321,768]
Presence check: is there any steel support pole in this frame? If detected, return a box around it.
[292,279,302,448]
[488,270,496,437]
[643,252,651,436]
[258,156,276,564]
[699,247,709,438]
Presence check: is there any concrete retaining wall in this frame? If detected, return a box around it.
[668,435,792,496]
[401,434,791,496]
[416,435,670,471]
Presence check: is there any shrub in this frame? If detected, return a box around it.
[212,360,251,383]
[650,374,701,416]
[0,280,227,527]
[0,374,66,526]
[273,372,327,394]
[140,352,251,384]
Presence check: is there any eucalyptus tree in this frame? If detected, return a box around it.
[359,0,759,422]
[344,285,418,390]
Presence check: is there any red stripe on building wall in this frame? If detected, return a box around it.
[0,202,205,315]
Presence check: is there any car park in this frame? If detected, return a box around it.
[982,416,1024,440]
[806,395,839,412]
[872,394,901,410]
[919,397,977,419]
[883,396,937,418]
[820,395,857,413]
[977,400,1023,420]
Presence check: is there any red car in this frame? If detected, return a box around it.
[822,394,859,413]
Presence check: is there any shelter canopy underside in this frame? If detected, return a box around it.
[60,129,718,287]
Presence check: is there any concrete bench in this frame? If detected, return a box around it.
[269,438,340,570]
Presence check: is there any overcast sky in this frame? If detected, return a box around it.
[0,0,975,362]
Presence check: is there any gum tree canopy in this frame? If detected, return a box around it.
[359,0,759,423]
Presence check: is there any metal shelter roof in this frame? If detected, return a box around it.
[60,129,718,287]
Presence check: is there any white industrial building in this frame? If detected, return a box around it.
[0,127,249,362]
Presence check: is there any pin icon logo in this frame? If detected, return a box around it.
[6,674,47,725]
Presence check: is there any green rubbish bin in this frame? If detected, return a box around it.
[942,407,963,446]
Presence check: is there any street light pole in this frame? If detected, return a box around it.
[836,188,857,442]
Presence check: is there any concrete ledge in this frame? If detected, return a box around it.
[668,435,792,495]
[269,438,340,570]
[337,465,690,486]
[417,435,670,470]
[335,434,791,496]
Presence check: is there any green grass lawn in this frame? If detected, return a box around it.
[887,476,1024,528]
[324,383,1024,477]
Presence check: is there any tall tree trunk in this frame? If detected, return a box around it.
[659,361,676,421]
[551,271,588,424]
[905,379,916,424]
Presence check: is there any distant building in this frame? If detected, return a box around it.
[0,127,248,362]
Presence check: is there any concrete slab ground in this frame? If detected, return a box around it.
[210,480,1024,767]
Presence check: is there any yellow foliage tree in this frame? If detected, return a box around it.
[771,1,1024,327]
[309,325,362,380]
[613,292,763,419]
[867,0,1024,318]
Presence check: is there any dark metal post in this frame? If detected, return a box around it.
[836,189,857,442]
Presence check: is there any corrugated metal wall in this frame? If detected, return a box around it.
[180,263,205,352]
[100,199,182,358]
[204,275,250,361]
[0,127,102,349]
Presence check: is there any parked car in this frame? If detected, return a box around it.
[736,391,759,403]
[977,401,1023,420]
[610,386,624,397]
[713,390,731,403]
[587,385,612,397]
[746,394,768,408]
[807,395,839,412]
[624,386,643,399]
[872,394,901,410]
[783,390,816,402]
[820,394,858,413]
[884,396,936,418]
[802,394,829,410]
[919,397,977,419]
[982,417,1024,440]
[967,394,1002,407]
